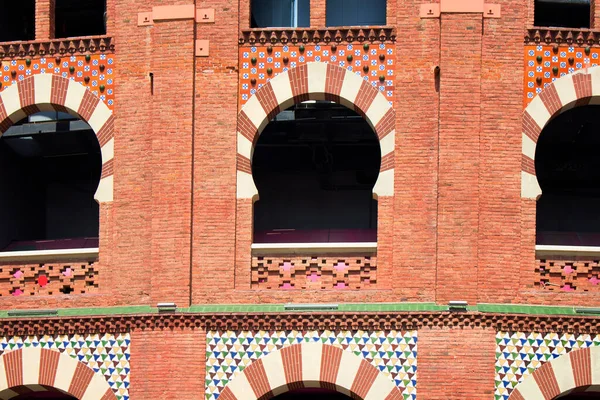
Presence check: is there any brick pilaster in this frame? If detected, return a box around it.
[35,0,55,39]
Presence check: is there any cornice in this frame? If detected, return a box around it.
[2,311,600,336]
[525,28,600,46]
[0,36,114,59]
[239,27,396,46]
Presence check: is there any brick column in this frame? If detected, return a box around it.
[436,13,482,304]
[311,0,327,27]
[477,0,524,303]
[592,0,600,28]
[35,0,55,40]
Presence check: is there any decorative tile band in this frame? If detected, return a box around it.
[523,44,599,107]
[239,43,395,107]
[251,256,377,289]
[0,261,98,297]
[536,258,600,292]
[494,331,600,399]
[0,37,114,59]
[525,29,600,47]
[205,330,417,400]
[239,28,395,46]
[0,333,130,400]
[0,53,115,109]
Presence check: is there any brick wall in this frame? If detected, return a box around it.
[418,327,497,399]
[130,328,205,399]
[2,0,596,308]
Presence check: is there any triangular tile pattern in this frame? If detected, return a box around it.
[205,330,417,400]
[494,331,600,400]
[0,333,130,400]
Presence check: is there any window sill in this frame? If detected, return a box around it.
[0,248,99,262]
[251,242,377,256]
[536,244,600,258]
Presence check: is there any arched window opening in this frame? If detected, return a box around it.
[0,0,35,42]
[0,111,101,252]
[253,101,380,244]
[9,391,78,400]
[534,0,590,28]
[55,0,107,38]
[272,388,353,400]
[554,391,600,399]
[536,105,600,246]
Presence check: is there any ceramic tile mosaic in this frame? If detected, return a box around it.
[0,54,115,110]
[0,333,130,400]
[524,45,599,107]
[494,331,600,399]
[239,43,395,108]
[205,330,417,400]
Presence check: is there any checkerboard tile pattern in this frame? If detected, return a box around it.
[0,54,115,109]
[240,44,395,108]
[524,45,599,107]
[494,331,600,400]
[0,333,130,400]
[206,330,417,400]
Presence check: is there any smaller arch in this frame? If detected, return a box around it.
[508,346,600,399]
[0,347,116,400]
[521,66,600,199]
[0,74,114,203]
[218,342,401,400]
[236,62,395,201]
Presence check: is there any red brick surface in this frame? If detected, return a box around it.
[418,328,496,399]
[2,0,600,397]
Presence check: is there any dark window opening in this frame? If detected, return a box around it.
[253,102,380,244]
[536,105,600,246]
[0,111,101,252]
[534,0,590,28]
[554,391,600,399]
[55,0,107,38]
[251,0,310,28]
[326,0,386,27]
[0,0,35,42]
[10,391,78,400]
[273,388,352,400]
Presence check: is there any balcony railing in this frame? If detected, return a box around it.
[0,248,99,297]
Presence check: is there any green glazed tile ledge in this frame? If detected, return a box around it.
[0,302,598,319]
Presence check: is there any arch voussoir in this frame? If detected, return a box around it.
[220,342,402,400]
[507,346,600,400]
[521,66,600,199]
[0,347,116,400]
[0,74,115,203]
[236,61,396,199]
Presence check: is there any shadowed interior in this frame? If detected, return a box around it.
[0,112,101,251]
[252,101,380,243]
[536,105,600,246]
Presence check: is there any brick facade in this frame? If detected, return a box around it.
[0,0,599,399]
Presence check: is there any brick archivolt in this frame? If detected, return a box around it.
[509,346,600,399]
[0,74,114,203]
[236,61,395,200]
[522,65,600,199]
[0,347,115,400]
[219,342,400,400]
